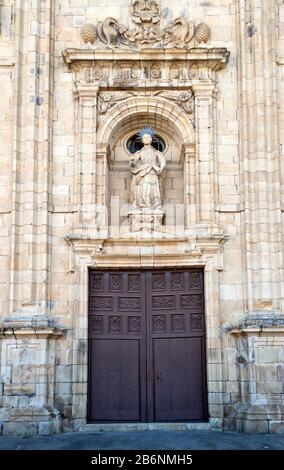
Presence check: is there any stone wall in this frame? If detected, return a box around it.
[0,0,283,435]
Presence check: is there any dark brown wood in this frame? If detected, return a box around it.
[88,271,147,422]
[88,269,208,423]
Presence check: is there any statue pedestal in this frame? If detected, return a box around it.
[128,209,165,233]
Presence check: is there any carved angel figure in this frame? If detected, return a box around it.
[97,17,128,47]
[163,17,194,47]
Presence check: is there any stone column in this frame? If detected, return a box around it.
[74,84,98,227]
[192,82,216,225]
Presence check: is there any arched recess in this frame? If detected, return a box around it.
[96,96,196,232]
[97,96,195,147]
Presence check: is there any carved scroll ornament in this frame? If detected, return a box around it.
[99,91,138,114]
[155,90,194,114]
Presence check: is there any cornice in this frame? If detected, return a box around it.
[63,47,230,70]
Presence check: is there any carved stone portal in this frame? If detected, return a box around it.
[128,128,166,232]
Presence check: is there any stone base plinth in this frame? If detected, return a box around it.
[128,210,165,232]
[1,407,62,436]
[228,403,284,434]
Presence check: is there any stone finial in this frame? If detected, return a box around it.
[194,23,210,44]
[81,23,97,44]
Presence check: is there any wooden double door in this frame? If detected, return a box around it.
[88,269,208,423]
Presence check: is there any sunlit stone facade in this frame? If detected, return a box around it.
[0,0,283,435]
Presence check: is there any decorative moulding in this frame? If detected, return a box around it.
[230,327,284,336]
[63,47,230,70]
[0,327,65,339]
[65,227,228,269]
[63,47,230,89]
[0,313,66,339]
[223,311,284,336]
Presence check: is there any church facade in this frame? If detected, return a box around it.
[0,0,284,436]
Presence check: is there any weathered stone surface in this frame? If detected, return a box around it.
[38,422,53,436]
[242,420,269,434]
[3,422,37,437]
[269,422,284,434]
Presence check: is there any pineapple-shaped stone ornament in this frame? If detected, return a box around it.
[194,23,210,44]
[82,23,97,45]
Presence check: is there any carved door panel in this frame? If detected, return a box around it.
[88,271,146,422]
[88,270,207,423]
[147,270,207,421]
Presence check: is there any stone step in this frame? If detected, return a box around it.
[79,423,210,433]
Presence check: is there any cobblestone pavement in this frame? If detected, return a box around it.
[0,431,284,450]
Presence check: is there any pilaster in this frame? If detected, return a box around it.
[192,83,217,225]
[9,0,55,316]
[236,0,282,313]
[182,143,196,227]
[74,84,98,226]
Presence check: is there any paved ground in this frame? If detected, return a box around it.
[0,430,284,450]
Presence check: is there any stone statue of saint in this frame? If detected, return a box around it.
[129,129,166,210]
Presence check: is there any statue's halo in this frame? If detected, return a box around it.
[138,127,155,140]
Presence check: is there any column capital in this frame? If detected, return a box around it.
[97,143,110,159]
[74,83,99,101]
[192,83,216,98]
[182,143,196,156]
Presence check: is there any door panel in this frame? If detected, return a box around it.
[153,337,205,421]
[88,269,207,423]
[88,271,146,422]
[148,270,207,422]
[89,339,141,421]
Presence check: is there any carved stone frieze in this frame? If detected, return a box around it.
[63,49,230,87]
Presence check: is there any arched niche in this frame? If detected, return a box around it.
[96,96,196,233]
